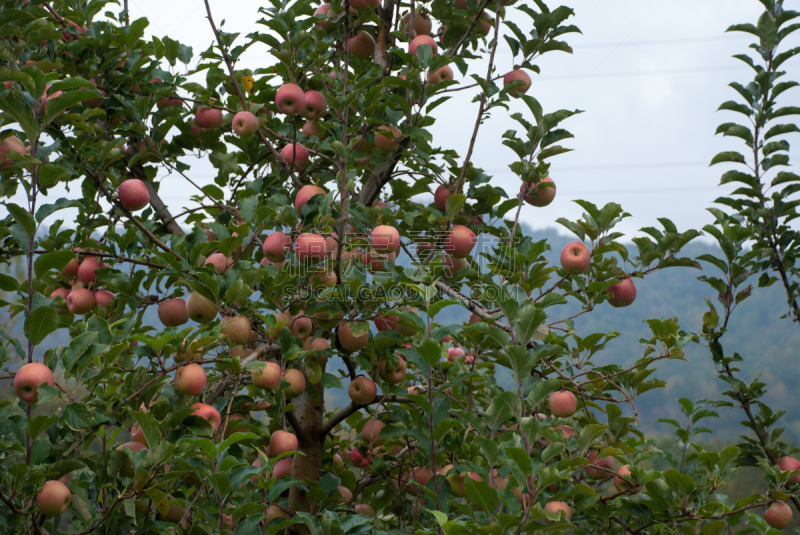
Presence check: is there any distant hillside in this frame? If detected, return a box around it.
[1,224,798,444]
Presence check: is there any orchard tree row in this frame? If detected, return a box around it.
[0,0,799,533]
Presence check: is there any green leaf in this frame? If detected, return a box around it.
[24,306,59,345]
[34,250,75,276]
[65,404,94,430]
[43,90,98,124]
[37,164,68,188]
[4,202,35,236]
[134,412,161,449]
[0,95,39,141]
[445,193,466,219]
[512,303,546,345]
[485,391,519,431]
[27,415,57,439]
[464,476,498,512]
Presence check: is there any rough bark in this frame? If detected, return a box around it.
[130,163,185,235]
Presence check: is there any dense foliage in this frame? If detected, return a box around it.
[0,0,798,533]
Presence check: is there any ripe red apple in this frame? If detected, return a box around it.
[447,347,465,361]
[131,422,148,446]
[350,447,372,468]
[94,289,114,308]
[428,65,454,84]
[14,362,54,403]
[118,179,150,211]
[302,90,327,120]
[442,255,468,279]
[444,224,476,258]
[314,3,337,30]
[560,241,591,274]
[295,184,326,212]
[350,0,380,10]
[204,252,232,274]
[270,430,299,456]
[275,83,306,115]
[50,287,71,310]
[35,480,71,516]
[585,452,615,480]
[281,143,309,171]
[778,456,800,485]
[61,20,87,41]
[370,225,400,253]
[290,312,314,339]
[608,278,637,308]
[363,250,396,272]
[613,464,634,492]
[303,337,331,353]
[409,35,438,57]
[309,269,336,288]
[222,315,252,344]
[549,391,577,417]
[335,485,352,503]
[176,338,204,363]
[402,12,433,35]
[158,298,189,327]
[765,501,792,529]
[77,257,101,284]
[175,363,207,395]
[0,135,26,169]
[338,322,369,352]
[195,106,222,130]
[252,361,282,389]
[521,177,556,207]
[283,369,307,398]
[272,457,294,479]
[354,504,375,517]
[263,231,293,262]
[302,120,323,138]
[434,184,452,211]
[503,68,531,97]
[60,257,80,279]
[186,292,217,324]
[191,403,221,432]
[543,500,571,522]
[348,376,377,405]
[296,233,328,262]
[362,420,386,446]
[347,32,375,60]
[67,288,96,314]
[374,125,401,152]
[232,111,259,137]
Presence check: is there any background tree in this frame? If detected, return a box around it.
[0,0,798,534]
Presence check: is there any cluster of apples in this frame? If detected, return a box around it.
[559,239,637,308]
[49,250,115,315]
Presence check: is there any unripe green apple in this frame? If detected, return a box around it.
[186,292,217,324]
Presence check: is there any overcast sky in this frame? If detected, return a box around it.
[8,0,800,241]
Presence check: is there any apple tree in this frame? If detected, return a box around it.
[0,0,799,533]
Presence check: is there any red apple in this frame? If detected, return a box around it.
[270,430,299,456]
[349,376,377,405]
[379,357,407,384]
[778,456,800,485]
[272,457,294,479]
[521,177,556,207]
[585,452,615,480]
[67,288,96,314]
[347,32,375,60]
[409,35,438,57]
[275,83,306,115]
[175,363,207,395]
[281,143,309,171]
[350,447,372,468]
[614,464,634,492]
[222,315,252,344]
[158,298,189,327]
[302,90,327,120]
[204,252,232,274]
[77,257,101,284]
[295,184,326,212]
[335,485,352,503]
[370,225,400,253]
[314,3,337,30]
[549,391,577,417]
[434,184,452,211]
[543,500,571,522]
[118,179,150,211]
[444,224,476,258]
[608,278,637,308]
[302,120,323,138]
[0,135,26,169]
[374,125,401,152]
[283,369,307,398]
[252,361,282,389]
[94,289,114,308]
[296,233,328,262]
[338,322,369,352]
[14,363,54,403]
[196,106,222,130]
[765,501,792,529]
[503,69,531,97]
[60,257,80,279]
[191,403,221,433]
[186,292,217,324]
[232,111,259,137]
[428,65,454,84]
[35,480,71,516]
[560,241,591,274]
[402,12,433,35]
[263,231,293,262]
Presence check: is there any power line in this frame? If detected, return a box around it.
[556,161,709,171]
